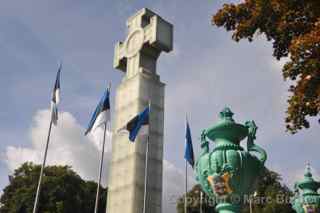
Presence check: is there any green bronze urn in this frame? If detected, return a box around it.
[292,165,320,213]
[195,107,267,213]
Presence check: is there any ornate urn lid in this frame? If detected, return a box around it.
[297,164,320,195]
[205,107,248,143]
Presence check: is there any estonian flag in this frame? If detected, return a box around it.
[85,89,111,135]
[184,119,194,168]
[51,64,61,125]
[119,106,150,142]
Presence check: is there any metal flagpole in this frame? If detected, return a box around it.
[105,83,112,213]
[94,122,107,213]
[94,83,111,213]
[185,159,188,213]
[184,115,188,213]
[143,101,151,213]
[143,135,149,213]
[250,191,257,213]
[200,191,203,213]
[32,119,53,213]
[33,63,61,213]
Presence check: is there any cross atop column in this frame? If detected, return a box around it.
[114,8,173,79]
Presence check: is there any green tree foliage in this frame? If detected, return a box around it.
[212,0,320,133]
[177,169,294,212]
[242,168,295,213]
[0,162,107,213]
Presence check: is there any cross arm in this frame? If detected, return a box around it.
[113,41,127,72]
[144,16,173,53]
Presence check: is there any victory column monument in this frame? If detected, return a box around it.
[106,8,173,213]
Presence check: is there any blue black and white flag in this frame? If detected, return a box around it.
[51,64,61,125]
[184,119,194,168]
[119,106,150,142]
[85,89,111,135]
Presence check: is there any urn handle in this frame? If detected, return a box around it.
[200,129,209,156]
[245,120,267,164]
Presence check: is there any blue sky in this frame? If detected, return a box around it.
[1,0,319,212]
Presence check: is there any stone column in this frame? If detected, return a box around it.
[106,8,173,213]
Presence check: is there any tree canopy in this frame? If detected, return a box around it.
[242,168,295,213]
[177,168,295,213]
[212,0,320,133]
[0,162,107,213]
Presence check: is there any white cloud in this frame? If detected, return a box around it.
[5,109,110,185]
[163,160,196,213]
[4,109,193,213]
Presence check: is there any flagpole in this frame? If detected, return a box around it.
[143,101,151,213]
[94,122,107,213]
[185,159,188,213]
[143,135,149,213]
[33,64,61,213]
[200,191,203,213]
[250,191,257,213]
[184,114,188,213]
[32,118,53,213]
[105,83,112,213]
[94,84,111,213]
